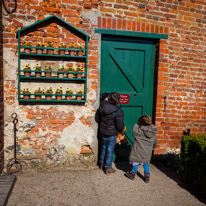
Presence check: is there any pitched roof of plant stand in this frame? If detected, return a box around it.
[16,15,90,39]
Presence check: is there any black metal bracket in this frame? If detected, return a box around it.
[6,113,22,174]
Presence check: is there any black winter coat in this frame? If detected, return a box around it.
[99,100,125,136]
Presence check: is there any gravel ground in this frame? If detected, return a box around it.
[7,162,205,206]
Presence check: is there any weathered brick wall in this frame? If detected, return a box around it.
[2,0,206,168]
[0,3,4,173]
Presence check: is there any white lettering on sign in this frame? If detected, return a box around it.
[120,94,130,104]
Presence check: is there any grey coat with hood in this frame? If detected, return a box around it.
[129,123,158,163]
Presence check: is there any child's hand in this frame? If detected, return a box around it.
[121,126,126,135]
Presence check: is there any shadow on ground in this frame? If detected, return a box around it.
[114,153,206,205]
[152,154,206,205]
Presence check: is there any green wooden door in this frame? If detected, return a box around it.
[100,35,156,161]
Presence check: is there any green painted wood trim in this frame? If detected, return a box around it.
[16,15,90,38]
[95,28,168,39]
[19,99,86,103]
[20,77,86,80]
[20,94,86,96]
[17,15,89,103]
[20,46,87,51]
[19,53,87,58]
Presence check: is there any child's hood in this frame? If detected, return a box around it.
[140,125,158,139]
[99,100,120,115]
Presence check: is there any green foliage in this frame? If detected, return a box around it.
[178,135,206,196]
[23,88,31,94]
[47,42,54,47]
[45,66,52,71]
[76,90,83,95]
[55,87,63,94]
[35,64,41,71]
[58,65,65,71]
[76,66,83,72]
[34,88,43,94]
[24,64,31,70]
[46,87,53,94]
[65,89,73,94]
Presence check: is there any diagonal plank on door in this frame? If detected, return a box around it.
[109,48,143,93]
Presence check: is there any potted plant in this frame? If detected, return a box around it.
[45,87,53,100]
[69,43,76,56]
[47,42,54,54]
[65,89,73,100]
[77,44,84,56]
[45,66,52,78]
[23,42,32,53]
[34,88,43,100]
[36,42,45,54]
[68,65,74,78]
[55,87,63,100]
[58,66,65,78]
[22,88,31,100]
[24,64,31,77]
[76,90,83,100]
[59,43,66,55]
[76,66,84,78]
[35,64,42,77]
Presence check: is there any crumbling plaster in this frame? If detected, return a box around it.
[3,46,99,167]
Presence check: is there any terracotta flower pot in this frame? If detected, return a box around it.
[46,96,52,100]
[77,96,82,101]
[36,49,43,54]
[45,72,51,78]
[24,95,30,100]
[59,50,65,55]
[68,73,73,78]
[24,72,30,77]
[77,73,82,78]
[70,50,75,56]
[66,96,72,100]
[47,50,53,55]
[78,51,83,56]
[35,95,41,100]
[24,48,31,53]
[35,73,41,77]
[56,96,62,100]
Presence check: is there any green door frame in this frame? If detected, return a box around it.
[95,28,168,39]
[95,28,168,161]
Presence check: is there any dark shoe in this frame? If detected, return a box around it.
[105,167,116,175]
[99,163,104,170]
[144,173,150,183]
[125,171,135,180]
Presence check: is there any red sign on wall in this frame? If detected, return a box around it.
[120,94,130,104]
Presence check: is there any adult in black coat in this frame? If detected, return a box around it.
[99,92,125,174]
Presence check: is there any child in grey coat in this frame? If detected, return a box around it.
[125,115,158,183]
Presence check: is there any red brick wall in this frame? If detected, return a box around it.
[2,0,206,160]
[94,1,206,153]
[0,3,4,172]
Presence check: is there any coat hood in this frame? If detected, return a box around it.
[140,125,158,139]
[99,100,120,115]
